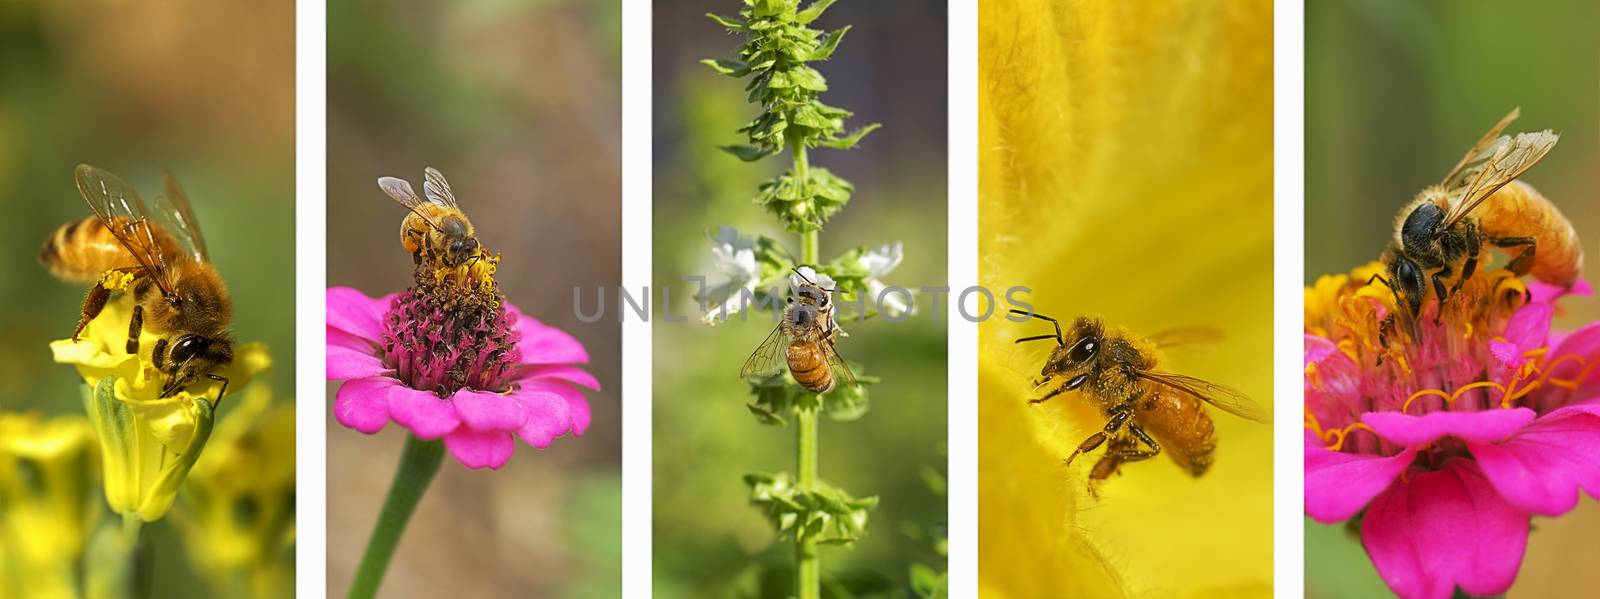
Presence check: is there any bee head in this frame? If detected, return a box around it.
[1400,201,1445,256]
[1040,317,1104,388]
[160,333,234,398]
[794,284,830,308]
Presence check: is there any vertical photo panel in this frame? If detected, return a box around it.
[1305,2,1600,597]
[323,0,620,596]
[978,1,1275,597]
[0,2,296,597]
[652,1,949,597]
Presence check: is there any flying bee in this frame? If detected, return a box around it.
[1377,108,1581,325]
[740,268,857,394]
[377,167,481,269]
[39,165,234,399]
[1011,310,1268,490]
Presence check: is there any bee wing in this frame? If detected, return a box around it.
[1136,370,1270,423]
[740,325,791,380]
[1440,115,1559,229]
[1439,107,1521,186]
[1147,326,1224,350]
[823,341,858,390]
[377,175,443,230]
[73,164,175,294]
[151,171,210,262]
[422,167,461,208]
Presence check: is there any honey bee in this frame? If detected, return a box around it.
[39,165,234,398]
[377,167,481,268]
[1377,108,1581,324]
[1011,310,1268,489]
[740,268,857,393]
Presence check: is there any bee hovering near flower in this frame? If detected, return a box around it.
[1011,310,1268,492]
[40,164,234,399]
[1376,108,1581,329]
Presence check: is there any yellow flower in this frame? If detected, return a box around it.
[176,384,295,598]
[0,413,99,599]
[979,0,1273,597]
[50,293,271,522]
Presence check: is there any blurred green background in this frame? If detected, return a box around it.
[0,2,294,597]
[326,0,620,596]
[1307,1,1600,597]
[652,1,948,597]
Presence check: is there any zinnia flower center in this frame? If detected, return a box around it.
[379,256,521,397]
[1304,262,1593,459]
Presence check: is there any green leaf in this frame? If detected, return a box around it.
[809,25,850,60]
[816,123,881,149]
[910,563,949,599]
[701,58,751,77]
[706,13,745,31]
[745,471,878,545]
[719,144,773,162]
[795,0,836,24]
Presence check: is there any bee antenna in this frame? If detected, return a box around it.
[1010,309,1064,346]
[791,266,818,285]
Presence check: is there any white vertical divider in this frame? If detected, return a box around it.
[1275,1,1307,597]
[294,0,328,594]
[619,0,654,596]
[948,0,979,596]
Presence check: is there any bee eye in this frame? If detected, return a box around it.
[171,336,205,361]
[1069,338,1098,363]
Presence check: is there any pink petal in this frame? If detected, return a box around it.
[1501,302,1551,351]
[334,376,396,434]
[1549,322,1600,400]
[1304,334,1337,366]
[449,388,529,432]
[1362,408,1534,446]
[524,365,601,390]
[443,429,515,469]
[327,287,389,340]
[516,314,590,365]
[387,387,461,440]
[513,383,573,448]
[1528,277,1591,305]
[1469,402,1600,515]
[328,326,377,353]
[1361,459,1528,599]
[1488,339,1524,369]
[328,344,391,380]
[1304,431,1416,523]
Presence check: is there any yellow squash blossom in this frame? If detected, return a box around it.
[176,384,295,599]
[979,0,1273,597]
[50,293,270,522]
[0,413,99,599]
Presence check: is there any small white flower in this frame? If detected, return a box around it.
[700,226,764,325]
[789,265,836,293]
[860,242,914,317]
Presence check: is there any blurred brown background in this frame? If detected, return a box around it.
[325,0,620,596]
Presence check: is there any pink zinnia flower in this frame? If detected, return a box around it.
[1305,262,1600,599]
[327,284,597,469]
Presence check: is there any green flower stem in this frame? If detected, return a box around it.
[797,149,821,599]
[796,408,820,599]
[348,435,444,599]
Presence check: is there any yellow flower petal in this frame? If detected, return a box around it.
[980,0,1273,596]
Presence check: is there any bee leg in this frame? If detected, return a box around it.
[1452,254,1479,297]
[1029,383,1069,405]
[206,374,231,408]
[1426,264,1455,326]
[1064,406,1133,466]
[1492,237,1537,277]
[73,283,112,341]
[125,304,143,355]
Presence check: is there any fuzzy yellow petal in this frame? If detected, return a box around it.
[980,0,1273,597]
